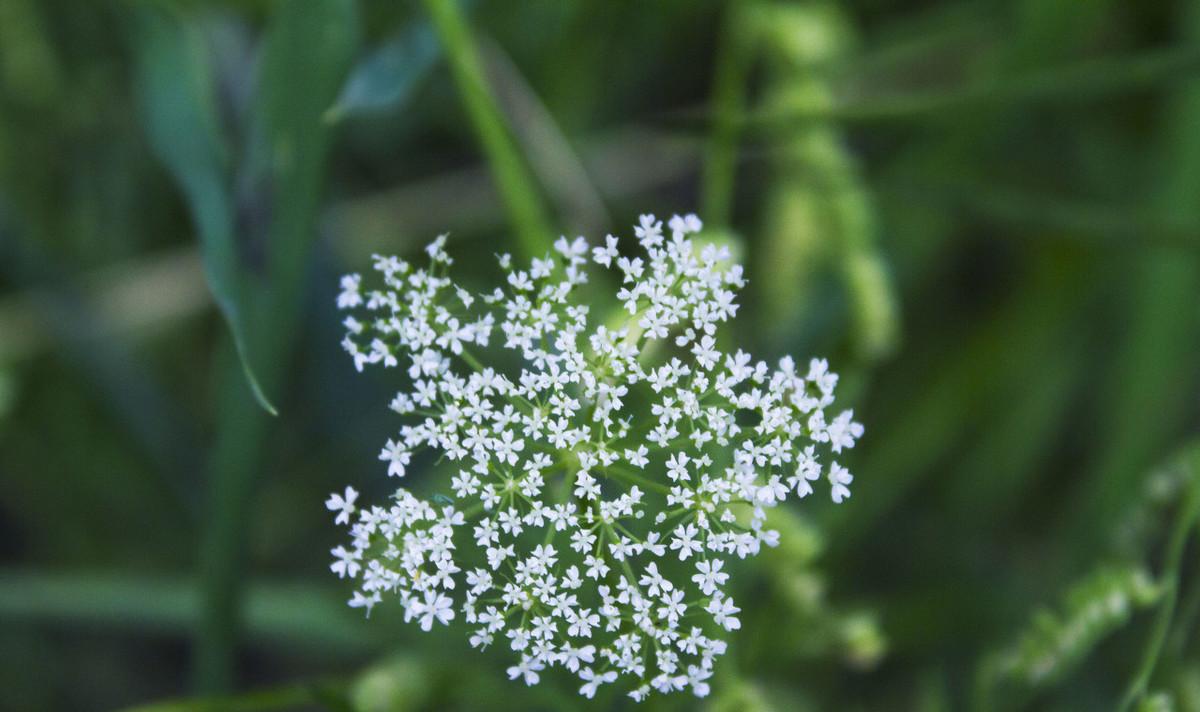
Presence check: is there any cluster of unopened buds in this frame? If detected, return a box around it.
[326,213,862,700]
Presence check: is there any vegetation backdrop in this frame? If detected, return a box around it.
[1,0,1198,710]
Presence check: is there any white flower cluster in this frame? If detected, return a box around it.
[327,214,862,701]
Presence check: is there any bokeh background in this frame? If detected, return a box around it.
[2,0,1199,710]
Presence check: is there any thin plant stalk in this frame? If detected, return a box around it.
[701,0,753,229]
[421,0,554,260]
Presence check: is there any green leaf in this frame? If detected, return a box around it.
[129,6,277,415]
[193,0,360,693]
[324,14,445,123]
[249,0,360,292]
[0,569,381,653]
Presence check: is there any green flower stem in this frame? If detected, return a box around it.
[598,517,641,592]
[1117,448,1200,712]
[459,501,487,520]
[457,347,485,371]
[605,465,671,495]
[421,0,554,260]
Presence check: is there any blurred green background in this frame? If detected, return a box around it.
[1,0,1199,710]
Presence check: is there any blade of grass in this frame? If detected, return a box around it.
[865,0,1118,296]
[0,247,208,362]
[121,684,321,712]
[837,44,1200,123]
[193,0,359,694]
[325,0,483,124]
[681,44,1200,130]
[939,181,1200,251]
[974,565,1162,712]
[0,569,382,654]
[701,0,754,228]
[129,5,276,416]
[0,569,570,711]
[326,125,697,262]
[421,0,553,259]
[325,18,440,123]
[481,38,610,236]
[1,127,698,358]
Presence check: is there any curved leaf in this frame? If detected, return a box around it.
[325,18,442,123]
[129,6,277,415]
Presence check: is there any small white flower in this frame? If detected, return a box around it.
[379,439,411,477]
[592,234,619,267]
[625,445,649,469]
[829,461,854,503]
[561,644,595,672]
[337,274,362,309]
[349,590,381,615]
[493,430,525,466]
[579,667,618,698]
[324,485,358,525]
[508,271,534,291]
[687,664,712,697]
[634,214,663,247]
[670,523,703,561]
[788,445,822,498]
[827,410,864,453]
[330,545,361,578]
[413,590,455,631]
[665,452,690,482]
[707,593,741,631]
[507,657,543,686]
[691,335,719,370]
[668,213,702,236]
[691,559,728,596]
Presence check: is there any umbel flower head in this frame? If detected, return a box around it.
[327,213,863,701]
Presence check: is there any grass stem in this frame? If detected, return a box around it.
[422,0,554,260]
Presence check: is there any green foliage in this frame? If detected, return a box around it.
[130,5,277,415]
[187,0,361,693]
[980,565,1161,696]
[326,17,445,124]
[976,445,1200,711]
[2,0,1200,710]
[753,1,899,360]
